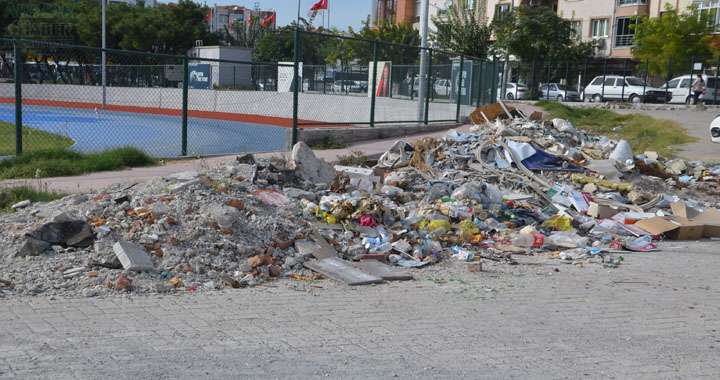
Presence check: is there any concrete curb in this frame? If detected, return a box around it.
[287,122,462,148]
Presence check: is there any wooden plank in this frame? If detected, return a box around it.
[304,258,384,286]
[309,230,338,260]
[353,260,413,281]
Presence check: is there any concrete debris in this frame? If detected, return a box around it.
[2,102,720,297]
[290,141,336,184]
[11,200,30,210]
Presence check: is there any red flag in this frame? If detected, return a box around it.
[261,13,275,27]
[229,17,233,27]
[203,8,211,21]
[248,16,252,26]
[310,0,328,11]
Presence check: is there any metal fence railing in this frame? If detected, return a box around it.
[2,33,501,158]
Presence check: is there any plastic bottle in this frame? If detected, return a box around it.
[362,237,383,247]
[368,242,392,253]
[511,233,544,248]
[450,246,474,261]
[426,227,447,239]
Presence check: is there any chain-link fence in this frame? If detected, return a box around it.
[496,55,720,106]
[2,33,500,159]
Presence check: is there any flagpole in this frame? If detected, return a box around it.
[327,0,330,30]
[297,0,301,24]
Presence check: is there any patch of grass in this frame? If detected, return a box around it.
[336,150,369,167]
[0,185,67,213]
[0,121,75,156]
[308,137,350,150]
[536,100,698,157]
[0,147,157,179]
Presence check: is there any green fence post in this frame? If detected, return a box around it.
[424,48,432,125]
[370,40,378,128]
[14,39,22,156]
[715,56,719,105]
[292,28,300,146]
[476,61,483,107]
[665,57,672,104]
[181,56,188,156]
[456,55,464,123]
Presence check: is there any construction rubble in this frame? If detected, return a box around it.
[2,102,720,297]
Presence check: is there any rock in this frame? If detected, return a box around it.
[24,220,94,249]
[168,171,200,181]
[169,178,202,193]
[290,142,337,184]
[63,267,87,279]
[11,200,30,210]
[84,288,96,297]
[235,164,257,182]
[227,199,245,211]
[247,254,272,268]
[268,265,282,277]
[115,274,132,291]
[112,242,154,271]
[346,244,367,261]
[283,187,316,201]
[221,275,241,288]
[150,202,171,217]
[18,237,52,256]
[238,263,253,272]
[203,204,241,229]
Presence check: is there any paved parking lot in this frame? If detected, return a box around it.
[1,241,719,379]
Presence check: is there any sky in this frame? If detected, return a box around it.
[196,0,370,30]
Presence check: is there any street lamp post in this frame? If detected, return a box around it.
[416,0,429,121]
[102,0,106,109]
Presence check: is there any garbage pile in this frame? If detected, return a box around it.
[2,102,720,297]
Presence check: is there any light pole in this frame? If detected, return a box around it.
[500,0,514,101]
[416,0,429,122]
[101,0,106,109]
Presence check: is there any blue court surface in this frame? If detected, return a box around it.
[0,103,288,157]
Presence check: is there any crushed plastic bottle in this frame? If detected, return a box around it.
[450,246,474,261]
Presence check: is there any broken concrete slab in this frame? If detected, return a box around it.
[290,142,337,184]
[168,178,202,193]
[11,200,30,210]
[202,204,241,229]
[353,260,413,281]
[113,242,155,271]
[304,257,384,286]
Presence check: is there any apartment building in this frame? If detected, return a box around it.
[206,4,276,40]
[371,0,486,35]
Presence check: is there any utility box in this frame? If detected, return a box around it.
[187,46,253,88]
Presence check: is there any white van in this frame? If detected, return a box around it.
[660,74,718,105]
[582,75,671,103]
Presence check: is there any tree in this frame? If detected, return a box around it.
[491,6,593,62]
[353,17,421,64]
[232,15,269,49]
[431,2,491,59]
[632,5,716,77]
[253,19,325,63]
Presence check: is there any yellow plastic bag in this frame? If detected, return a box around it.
[425,219,451,232]
[542,215,573,231]
[452,220,480,235]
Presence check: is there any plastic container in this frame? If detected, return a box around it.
[368,242,392,253]
[511,233,545,248]
[451,246,474,261]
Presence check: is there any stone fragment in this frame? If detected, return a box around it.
[203,204,241,229]
[23,220,94,252]
[290,142,337,184]
[238,263,253,272]
[168,178,202,193]
[112,242,154,271]
[283,187,315,201]
[63,267,87,279]
[227,199,245,211]
[168,171,200,181]
[115,274,132,290]
[150,202,171,217]
[11,200,30,210]
[84,288,95,297]
[247,254,272,268]
[268,265,282,277]
[221,275,241,288]
[18,237,52,256]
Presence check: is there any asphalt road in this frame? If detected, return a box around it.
[1,240,719,379]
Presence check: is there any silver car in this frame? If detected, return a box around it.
[497,83,528,100]
[539,83,580,102]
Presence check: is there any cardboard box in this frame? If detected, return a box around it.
[635,216,704,240]
[588,202,619,219]
[691,208,720,238]
[671,201,702,219]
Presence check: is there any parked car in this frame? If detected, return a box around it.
[497,83,528,100]
[582,75,671,103]
[710,114,720,143]
[660,74,718,105]
[332,80,362,93]
[434,79,452,96]
[538,83,580,102]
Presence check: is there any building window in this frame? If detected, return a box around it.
[591,19,608,38]
[221,15,229,25]
[495,3,510,19]
[615,17,637,47]
[617,0,647,5]
[570,20,581,38]
[694,1,720,29]
[465,0,475,9]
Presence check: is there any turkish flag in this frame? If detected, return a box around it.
[203,8,211,21]
[261,13,275,27]
[310,0,328,11]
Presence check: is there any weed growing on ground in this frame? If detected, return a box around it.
[537,100,697,157]
[0,147,157,179]
[336,150,369,167]
[0,184,67,213]
[309,137,350,150]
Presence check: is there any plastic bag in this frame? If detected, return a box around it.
[380,185,404,196]
[451,183,481,200]
[542,215,573,231]
[377,140,413,168]
[452,220,480,235]
[547,230,588,248]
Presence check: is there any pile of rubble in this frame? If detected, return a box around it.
[2,102,719,297]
